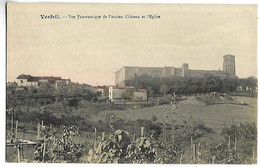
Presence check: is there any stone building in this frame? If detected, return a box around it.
[109,86,148,103]
[223,54,236,75]
[16,74,71,88]
[115,55,237,86]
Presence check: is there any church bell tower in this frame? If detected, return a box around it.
[223,54,236,75]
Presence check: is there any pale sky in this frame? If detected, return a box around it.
[7,3,257,85]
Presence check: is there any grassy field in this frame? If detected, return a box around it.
[91,96,257,132]
[6,95,257,162]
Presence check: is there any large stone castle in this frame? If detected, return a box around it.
[115,55,237,86]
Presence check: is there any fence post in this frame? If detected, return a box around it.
[180,153,183,164]
[197,142,201,163]
[101,132,105,141]
[212,155,216,164]
[37,123,40,140]
[133,134,136,141]
[17,146,21,163]
[93,128,97,145]
[141,127,144,137]
[15,120,18,138]
[42,143,46,162]
[234,132,237,151]
[190,135,193,149]
[21,145,24,160]
[193,144,196,162]
[252,146,255,161]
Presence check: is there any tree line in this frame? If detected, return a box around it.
[7,82,101,107]
[6,82,102,127]
[125,74,257,96]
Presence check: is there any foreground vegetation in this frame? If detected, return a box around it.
[7,116,256,164]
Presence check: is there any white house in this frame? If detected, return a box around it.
[16,74,67,88]
[109,86,135,102]
[16,74,38,87]
[133,89,148,101]
[109,86,147,102]
[55,79,72,88]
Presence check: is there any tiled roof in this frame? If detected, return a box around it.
[137,89,147,92]
[27,77,39,82]
[16,74,32,79]
[92,85,107,89]
[35,76,61,84]
[118,86,135,89]
[37,76,61,80]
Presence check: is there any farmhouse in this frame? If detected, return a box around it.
[133,89,148,101]
[109,86,147,103]
[92,85,109,96]
[16,74,71,88]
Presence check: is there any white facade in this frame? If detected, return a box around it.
[16,79,38,87]
[109,86,125,102]
[55,80,69,88]
[109,86,147,102]
[16,74,65,88]
[133,91,147,101]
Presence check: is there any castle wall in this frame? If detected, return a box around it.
[182,64,189,77]
[138,67,165,77]
[115,66,176,86]
[125,67,139,80]
[115,67,126,86]
[174,68,183,77]
[115,55,237,86]
[163,67,175,77]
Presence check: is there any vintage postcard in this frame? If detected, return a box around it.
[6,2,257,164]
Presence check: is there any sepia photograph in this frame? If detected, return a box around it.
[5,2,257,164]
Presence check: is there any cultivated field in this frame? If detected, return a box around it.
[92,96,257,132]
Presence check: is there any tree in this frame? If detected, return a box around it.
[159,85,170,96]
[239,77,257,91]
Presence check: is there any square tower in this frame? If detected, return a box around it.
[223,55,236,75]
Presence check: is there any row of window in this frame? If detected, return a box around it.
[224,62,235,66]
[224,57,235,61]
[225,68,235,73]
